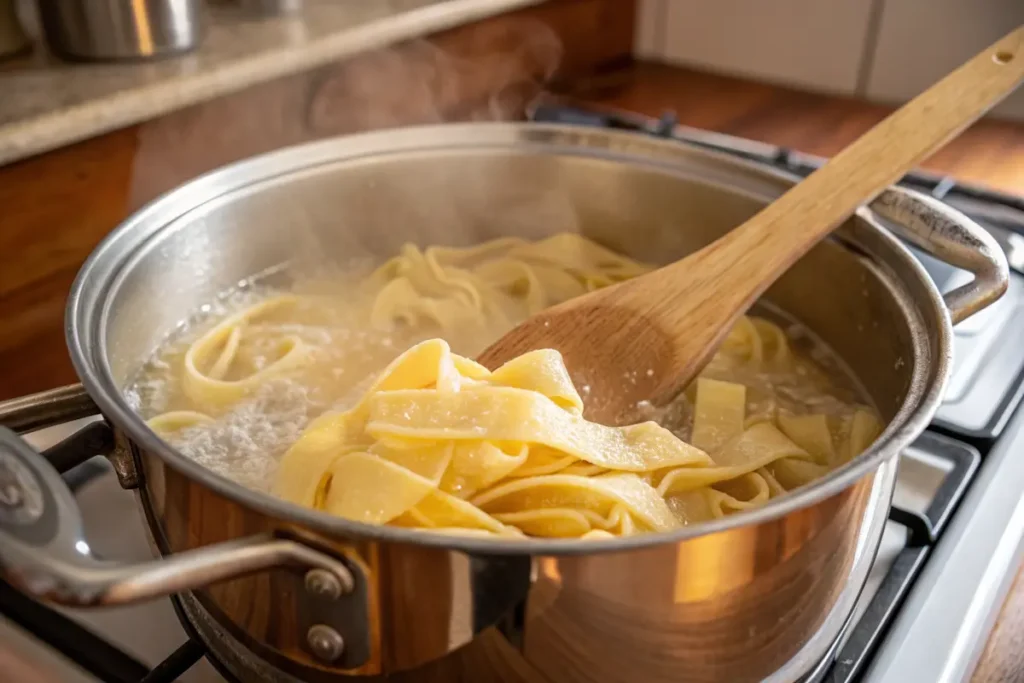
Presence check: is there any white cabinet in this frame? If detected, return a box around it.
[636,0,1024,121]
[863,0,1024,120]
[635,0,666,59]
[636,0,876,94]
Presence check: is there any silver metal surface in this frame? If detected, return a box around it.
[0,385,98,435]
[98,536,356,606]
[171,450,892,683]
[0,123,1005,680]
[1005,231,1024,273]
[108,430,141,489]
[37,0,202,62]
[169,446,892,683]
[872,188,1010,324]
[241,0,303,16]
[305,567,349,599]
[770,454,898,682]
[0,424,355,607]
[307,624,345,663]
[866,399,1024,683]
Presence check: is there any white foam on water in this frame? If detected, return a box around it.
[168,379,319,492]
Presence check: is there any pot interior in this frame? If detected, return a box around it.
[65,125,950,682]
[81,124,943,497]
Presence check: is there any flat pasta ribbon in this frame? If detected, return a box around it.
[272,332,881,538]
[144,234,884,540]
[182,296,310,409]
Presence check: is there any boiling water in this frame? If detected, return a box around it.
[126,271,871,494]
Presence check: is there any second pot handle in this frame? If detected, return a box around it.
[0,423,354,607]
[870,187,1010,324]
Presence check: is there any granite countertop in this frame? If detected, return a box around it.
[0,0,541,167]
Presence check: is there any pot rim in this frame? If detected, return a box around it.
[66,122,950,556]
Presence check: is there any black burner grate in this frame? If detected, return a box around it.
[0,578,152,683]
[822,433,978,683]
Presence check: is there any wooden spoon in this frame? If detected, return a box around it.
[479,25,1024,426]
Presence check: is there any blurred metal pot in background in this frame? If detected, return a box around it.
[37,0,202,62]
[0,0,29,59]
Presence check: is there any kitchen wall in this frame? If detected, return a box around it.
[635,0,1024,121]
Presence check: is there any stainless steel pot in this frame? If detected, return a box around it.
[0,124,1009,682]
[37,0,202,62]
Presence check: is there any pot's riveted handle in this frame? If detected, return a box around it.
[0,424,355,607]
[0,384,99,434]
[0,384,358,610]
[870,187,1010,324]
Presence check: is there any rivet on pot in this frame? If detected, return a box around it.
[304,568,346,600]
[307,624,345,663]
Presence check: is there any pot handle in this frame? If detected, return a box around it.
[870,187,1010,324]
[0,389,354,608]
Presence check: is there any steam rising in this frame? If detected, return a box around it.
[128,18,571,307]
[306,19,563,131]
[130,18,562,206]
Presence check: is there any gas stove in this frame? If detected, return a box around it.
[3,107,1024,682]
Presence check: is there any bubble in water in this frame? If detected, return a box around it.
[170,379,319,492]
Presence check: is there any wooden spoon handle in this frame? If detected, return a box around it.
[616,25,1024,407]
[708,24,1024,297]
[479,26,1022,424]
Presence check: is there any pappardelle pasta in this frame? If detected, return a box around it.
[135,234,882,539]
